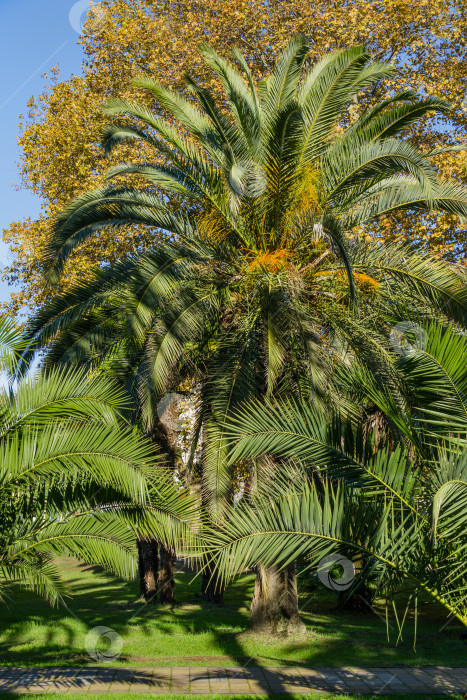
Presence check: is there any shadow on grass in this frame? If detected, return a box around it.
[0,558,465,674]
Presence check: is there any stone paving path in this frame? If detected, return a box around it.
[0,666,465,695]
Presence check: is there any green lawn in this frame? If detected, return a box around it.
[0,558,465,669]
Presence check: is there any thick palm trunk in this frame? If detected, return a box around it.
[250,563,306,635]
[159,543,176,604]
[137,537,158,602]
[153,398,180,605]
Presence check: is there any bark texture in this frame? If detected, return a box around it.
[159,543,176,604]
[363,405,393,450]
[153,398,180,605]
[137,537,158,602]
[154,399,180,469]
[250,563,306,635]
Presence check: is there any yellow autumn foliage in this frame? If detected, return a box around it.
[3,0,467,314]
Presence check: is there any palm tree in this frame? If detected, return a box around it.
[24,39,467,631]
[0,319,196,605]
[203,319,467,632]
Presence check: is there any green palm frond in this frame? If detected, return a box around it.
[24,36,467,533]
[431,451,467,542]
[0,318,28,375]
[263,35,309,112]
[0,554,69,606]
[396,321,467,439]
[200,45,260,150]
[203,469,466,624]
[350,96,450,143]
[226,398,418,510]
[348,243,467,325]
[347,178,467,225]
[202,324,263,517]
[0,354,198,606]
[46,188,194,281]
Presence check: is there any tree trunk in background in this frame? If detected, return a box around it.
[137,537,158,602]
[335,405,393,613]
[153,398,180,605]
[338,586,372,611]
[337,552,372,612]
[250,563,306,635]
[363,405,393,451]
[159,543,176,604]
[201,561,224,604]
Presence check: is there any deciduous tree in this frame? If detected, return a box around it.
[3,0,467,314]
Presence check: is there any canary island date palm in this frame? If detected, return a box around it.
[24,38,467,630]
[0,318,197,605]
[203,320,467,634]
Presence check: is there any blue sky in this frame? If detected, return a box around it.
[0,0,93,307]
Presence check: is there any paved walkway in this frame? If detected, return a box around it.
[0,666,466,695]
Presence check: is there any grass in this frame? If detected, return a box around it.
[0,557,465,669]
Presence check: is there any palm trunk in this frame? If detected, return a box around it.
[159,543,176,604]
[248,459,305,634]
[153,397,180,605]
[137,537,158,602]
[338,551,372,612]
[363,405,393,451]
[335,405,393,613]
[201,560,224,604]
[250,563,306,635]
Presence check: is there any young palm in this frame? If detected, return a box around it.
[0,319,197,605]
[25,39,467,630]
[204,320,467,631]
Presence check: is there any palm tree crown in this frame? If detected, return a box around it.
[26,39,467,516]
